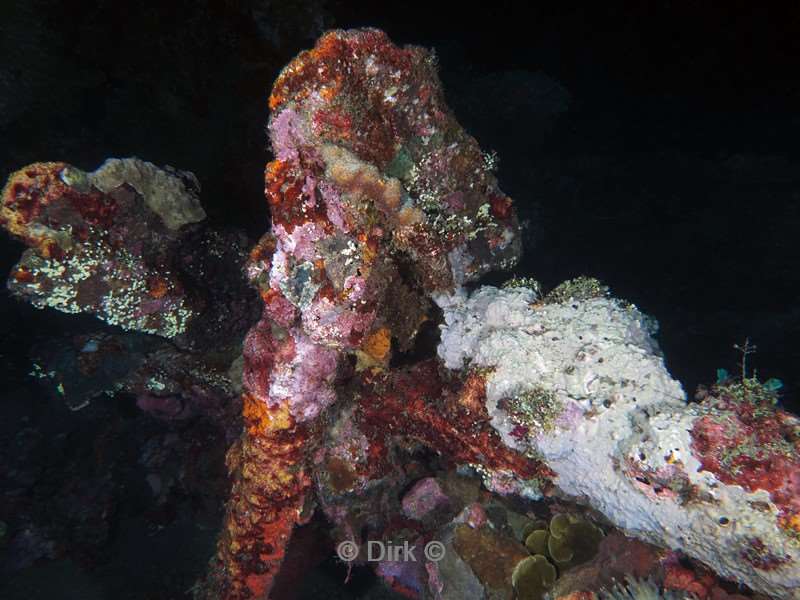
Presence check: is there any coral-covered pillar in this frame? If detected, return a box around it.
[201,27,524,598]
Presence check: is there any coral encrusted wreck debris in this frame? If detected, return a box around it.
[437,285,800,598]
[2,157,258,346]
[200,27,529,599]
[2,27,799,600]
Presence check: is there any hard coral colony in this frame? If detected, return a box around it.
[1,27,799,600]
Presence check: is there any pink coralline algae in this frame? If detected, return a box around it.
[402,478,451,521]
[266,329,339,421]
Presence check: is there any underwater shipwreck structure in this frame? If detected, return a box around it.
[2,29,799,600]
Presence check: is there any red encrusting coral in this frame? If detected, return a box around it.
[208,405,313,600]
[264,159,333,234]
[662,559,750,600]
[663,563,718,599]
[1,162,116,253]
[269,29,421,168]
[690,386,800,539]
[356,362,553,484]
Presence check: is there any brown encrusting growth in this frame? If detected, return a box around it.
[203,401,312,599]
[356,362,552,484]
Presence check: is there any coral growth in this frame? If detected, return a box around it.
[1,159,258,346]
[1,160,201,337]
[200,27,525,599]
[437,285,800,598]
[690,378,800,543]
[512,554,557,600]
[524,513,604,568]
[4,26,800,600]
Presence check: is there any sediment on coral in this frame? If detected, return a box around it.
[437,285,800,599]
